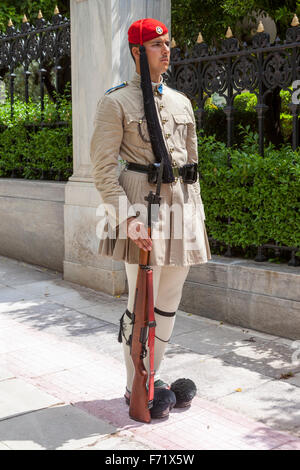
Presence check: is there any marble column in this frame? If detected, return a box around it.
[64,0,171,294]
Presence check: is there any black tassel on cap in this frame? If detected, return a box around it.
[139,45,175,183]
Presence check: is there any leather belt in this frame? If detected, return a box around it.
[126,162,150,174]
[125,161,198,184]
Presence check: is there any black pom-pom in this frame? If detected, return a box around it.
[170,378,197,408]
[150,388,176,419]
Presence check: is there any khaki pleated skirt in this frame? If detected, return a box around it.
[97,168,212,266]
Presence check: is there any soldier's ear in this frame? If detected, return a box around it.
[129,43,140,63]
[132,45,140,61]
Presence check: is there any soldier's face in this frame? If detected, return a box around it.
[143,33,170,74]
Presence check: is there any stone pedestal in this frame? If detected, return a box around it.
[64,0,171,294]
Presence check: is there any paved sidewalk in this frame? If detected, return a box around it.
[0,255,300,450]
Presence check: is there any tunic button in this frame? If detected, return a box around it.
[165,133,171,139]
[162,118,168,124]
[159,104,164,110]
[169,147,174,153]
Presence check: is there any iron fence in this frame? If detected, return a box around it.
[0,9,70,119]
[167,17,300,266]
[0,8,71,180]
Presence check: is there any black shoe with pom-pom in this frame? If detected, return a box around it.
[170,378,197,408]
[124,380,176,419]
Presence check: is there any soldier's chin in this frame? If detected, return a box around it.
[160,62,169,72]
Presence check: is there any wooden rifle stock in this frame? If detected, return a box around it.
[129,227,155,423]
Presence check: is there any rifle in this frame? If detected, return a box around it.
[128,163,164,423]
[129,39,173,423]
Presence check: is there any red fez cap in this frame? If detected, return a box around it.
[128,18,168,45]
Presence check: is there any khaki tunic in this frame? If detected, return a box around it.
[90,72,212,266]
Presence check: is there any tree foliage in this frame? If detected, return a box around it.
[171,0,300,48]
[0,1,69,32]
[0,2,70,103]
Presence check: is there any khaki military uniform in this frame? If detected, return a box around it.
[90,72,211,266]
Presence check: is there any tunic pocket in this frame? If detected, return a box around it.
[172,113,193,146]
[124,113,150,145]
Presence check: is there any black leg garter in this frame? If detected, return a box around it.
[118,308,176,344]
[154,307,176,343]
[118,309,133,345]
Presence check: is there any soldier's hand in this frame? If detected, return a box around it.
[127,217,152,252]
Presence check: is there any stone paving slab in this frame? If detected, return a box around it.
[77,301,129,325]
[11,280,78,299]
[0,299,44,317]
[170,323,271,358]
[48,290,110,310]
[160,351,272,400]
[0,366,15,381]
[24,278,118,306]
[1,315,299,450]
[0,323,51,354]
[287,373,300,388]
[179,312,282,343]
[219,340,300,379]
[273,440,300,450]
[171,312,218,337]
[217,379,300,436]
[79,431,155,450]
[1,299,109,336]
[0,286,38,304]
[57,323,124,361]
[0,323,106,380]
[0,315,22,328]
[0,378,62,420]
[1,255,300,449]
[0,256,60,277]
[0,442,10,450]
[0,404,117,450]
[118,400,300,451]
[0,266,61,288]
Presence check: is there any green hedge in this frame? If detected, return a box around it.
[203,90,294,145]
[0,87,72,180]
[0,88,299,259]
[198,125,300,257]
[0,124,72,180]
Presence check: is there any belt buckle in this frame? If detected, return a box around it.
[172,162,179,183]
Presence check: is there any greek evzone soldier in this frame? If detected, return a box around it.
[90,18,212,419]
